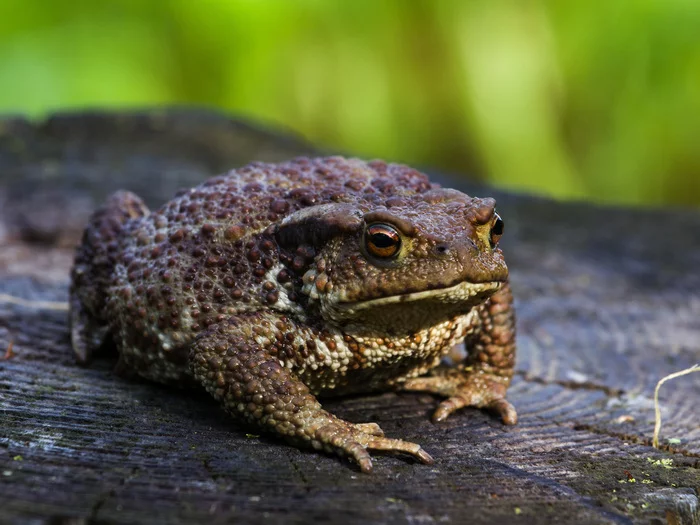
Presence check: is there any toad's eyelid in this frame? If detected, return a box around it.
[362,211,416,237]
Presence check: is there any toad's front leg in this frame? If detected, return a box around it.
[402,282,517,425]
[189,315,433,473]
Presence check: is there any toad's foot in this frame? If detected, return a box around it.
[402,367,517,425]
[309,418,433,473]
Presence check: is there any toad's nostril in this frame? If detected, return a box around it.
[435,244,449,254]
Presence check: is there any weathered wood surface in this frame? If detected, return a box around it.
[0,109,698,525]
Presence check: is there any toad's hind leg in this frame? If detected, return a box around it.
[70,294,109,364]
[190,317,433,473]
[70,191,150,363]
[402,281,517,425]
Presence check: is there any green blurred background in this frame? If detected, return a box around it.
[1,0,699,207]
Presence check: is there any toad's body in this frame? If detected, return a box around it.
[70,157,516,472]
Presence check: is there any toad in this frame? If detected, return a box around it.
[70,157,516,472]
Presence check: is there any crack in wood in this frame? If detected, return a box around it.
[517,371,625,397]
[572,423,700,463]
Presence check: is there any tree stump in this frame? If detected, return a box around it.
[1,109,698,525]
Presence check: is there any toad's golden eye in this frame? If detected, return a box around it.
[365,223,401,258]
[490,213,504,247]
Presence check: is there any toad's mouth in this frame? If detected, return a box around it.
[329,280,503,319]
[323,280,503,331]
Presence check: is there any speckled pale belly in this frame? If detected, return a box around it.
[291,310,480,396]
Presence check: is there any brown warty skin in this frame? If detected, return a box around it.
[70,157,517,473]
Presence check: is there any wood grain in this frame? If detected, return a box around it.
[0,109,698,525]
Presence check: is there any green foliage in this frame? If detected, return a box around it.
[0,0,698,207]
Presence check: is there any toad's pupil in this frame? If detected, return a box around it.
[371,232,395,247]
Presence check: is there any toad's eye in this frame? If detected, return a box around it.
[490,213,504,248]
[365,223,401,258]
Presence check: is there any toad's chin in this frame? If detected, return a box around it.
[323,280,503,332]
